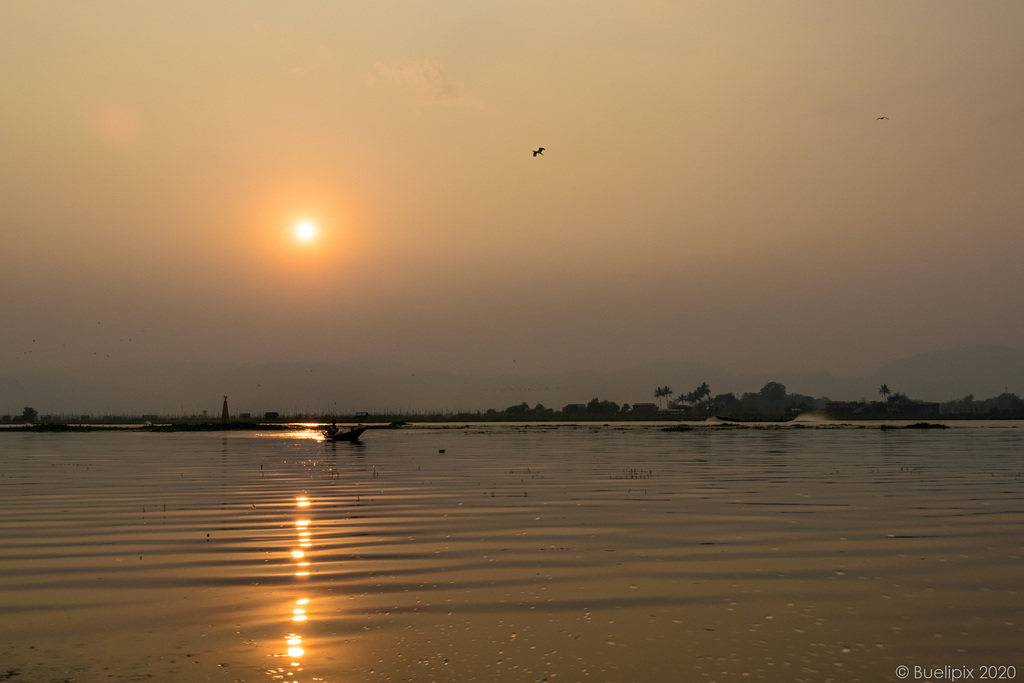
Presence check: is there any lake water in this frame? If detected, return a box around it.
[1,422,1022,682]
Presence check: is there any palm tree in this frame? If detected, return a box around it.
[878,384,891,405]
[683,382,712,412]
[654,385,673,409]
[692,382,712,414]
[697,382,711,406]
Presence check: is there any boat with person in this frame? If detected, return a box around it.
[322,423,367,442]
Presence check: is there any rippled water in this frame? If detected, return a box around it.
[1,423,1022,682]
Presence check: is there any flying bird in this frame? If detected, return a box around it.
[876,116,889,120]
[532,147,545,156]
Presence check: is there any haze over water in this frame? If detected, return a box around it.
[3,2,1024,389]
[6,6,1024,680]
[2,424,1021,681]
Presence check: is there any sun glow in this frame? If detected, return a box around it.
[239,180,368,279]
[295,221,316,242]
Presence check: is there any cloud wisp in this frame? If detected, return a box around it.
[372,59,471,108]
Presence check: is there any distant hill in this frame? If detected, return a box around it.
[867,346,1024,401]
[2,346,1022,417]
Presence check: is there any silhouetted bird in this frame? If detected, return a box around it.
[876,116,889,120]
[532,147,545,157]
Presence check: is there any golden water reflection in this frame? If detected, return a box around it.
[270,496,318,681]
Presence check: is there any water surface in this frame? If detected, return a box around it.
[1,423,1022,681]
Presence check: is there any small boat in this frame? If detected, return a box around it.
[322,424,367,442]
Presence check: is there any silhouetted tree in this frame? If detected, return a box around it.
[878,384,891,406]
[985,392,1024,416]
[684,382,713,414]
[504,402,532,418]
[21,406,38,423]
[739,392,760,414]
[758,382,787,414]
[586,398,621,418]
[786,392,817,414]
[713,392,739,415]
[561,403,586,418]
[697,382,711,408]
[654,386,673,409]
[948,394,975,415]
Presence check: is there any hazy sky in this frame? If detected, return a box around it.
[4,1,1024,380]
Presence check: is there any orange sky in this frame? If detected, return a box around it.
[3,1,1024,380]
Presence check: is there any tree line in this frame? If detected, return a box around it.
[7,384,1024,424]
[471,381,824,421]
[653,381,822,420]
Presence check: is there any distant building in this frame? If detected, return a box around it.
[264,412,280,420]
[631,403,659,419]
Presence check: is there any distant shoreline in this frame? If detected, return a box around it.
[1,418,1019,434]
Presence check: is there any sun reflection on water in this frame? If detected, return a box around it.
[271,495,320,681]
[257,426,323,440]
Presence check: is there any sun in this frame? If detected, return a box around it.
[295,221,316,242]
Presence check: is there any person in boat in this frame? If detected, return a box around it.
[326,420,338,436]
